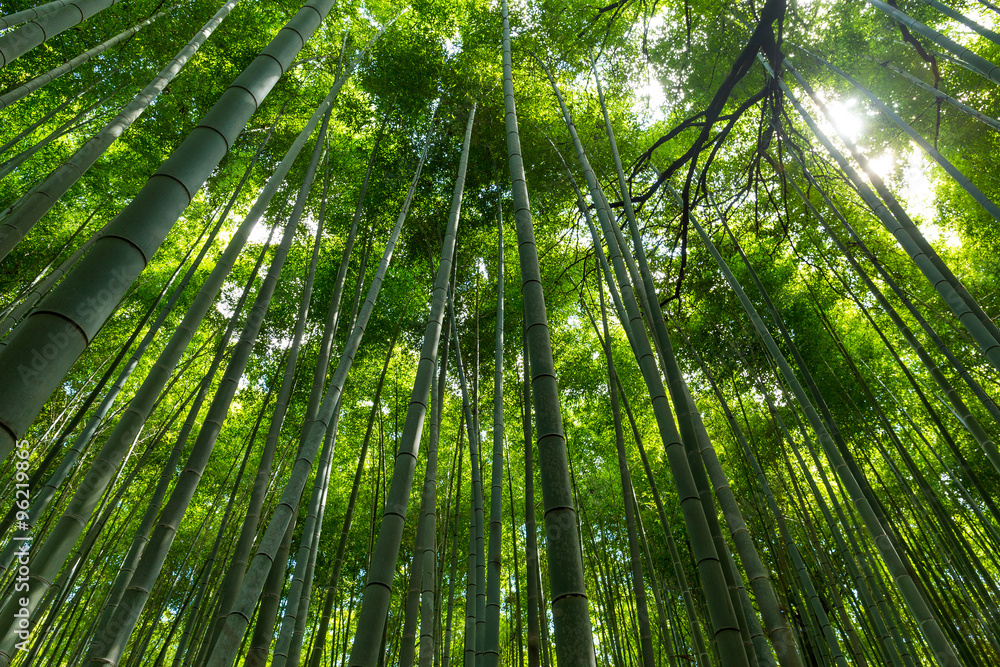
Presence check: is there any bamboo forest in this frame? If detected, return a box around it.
[2,0,1000,664]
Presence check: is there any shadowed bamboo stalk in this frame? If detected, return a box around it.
[307,312,404,667]
[552,133,711,667]
[442,418,466,667]
[84,106,330,666]
[544,55,748,667]
[593,50,799,667]
[0,0,244,260]
[419,307,451,667]
[484,213,504,667]
[346,100,475,667]
[501,1,596,661]
[592,272,655,667]
[0,0,127,68]
[451,276,486,667]
[0,0,367,469]
[0,0,74,30]
[0,64,341,658]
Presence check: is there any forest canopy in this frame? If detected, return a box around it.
[0,0,998,665]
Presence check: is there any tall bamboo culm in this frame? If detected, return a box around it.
[500,0,596,663]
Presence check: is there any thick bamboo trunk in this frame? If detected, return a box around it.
[500,2,596,662]
[0,0,350,471]
[84,109,328,665]
[0,0,125,68]
[0,0,243,260]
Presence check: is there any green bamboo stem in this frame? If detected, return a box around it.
[0,4,176,112]
[484,211,505,667]
[0,0,74,31]
[500,3,596,662]
[0,0,243,261]
[306,313,405,667]
[341,101,472,667]
[0,0,126,68]
[773,59,1000,371]
[779,166,1000,477]
[0,0,358,468]
[916,0,1000,45]
[809,49,1000,225]
[450,294,486,667]
[442,421,466,667]
[419,310,451,667]
[544,56,747,667]
[881,61,1000,132]
[520,328,542,667]
[593,272,656,667]
[690,206,962,667]
[84,106,329,666]
[865,0,1000,83]
[205,105,432,667]
[0,61,348,654]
